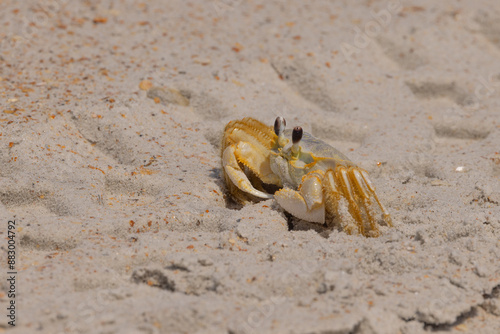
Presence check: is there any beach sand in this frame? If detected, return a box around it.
[1,0,500,333]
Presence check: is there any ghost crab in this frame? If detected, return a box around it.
[221,117,393,237]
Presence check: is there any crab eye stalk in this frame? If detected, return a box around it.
[274,116,288,148]
[274,116,286,136]
[291,126,302,157]
[292,126,302,144]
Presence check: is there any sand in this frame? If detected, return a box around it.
[1,0,500,333]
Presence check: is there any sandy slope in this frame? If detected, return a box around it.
[1,0,500,333]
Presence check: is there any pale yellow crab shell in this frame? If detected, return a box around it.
[272,129,356,187]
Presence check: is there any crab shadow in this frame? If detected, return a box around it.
[209,167,251,211]
[274,204,332,238]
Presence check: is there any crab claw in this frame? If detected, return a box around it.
[222,144,273,200]
[221,117,282,204]
[274,171,325,223]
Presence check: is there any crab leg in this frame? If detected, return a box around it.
[355,169,393,227]
[323,166,392,237]
[274,171,325,223]
[323,168,358,235]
